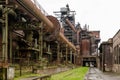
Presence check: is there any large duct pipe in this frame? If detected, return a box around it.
[65,19,77,33]
[59,32,76,51]
[15,0,76,51]
[16,0,54,31]
[76,30,80,44]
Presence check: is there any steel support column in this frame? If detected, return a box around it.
[66,44,68,64]
[60,50,63,64]
[39,23,43,60]
[2,0,8,62]
[70,50,72,64]
[74,51,76,65]
[57,43,60,65]
[1,0,8,80]
[9,30,12,63]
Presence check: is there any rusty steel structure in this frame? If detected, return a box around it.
[99,30,120,73]
[0,0,101,79]
[0,0,78,79]
[54,5,100,66]
[99,38,113,72]
[65,18,77,33]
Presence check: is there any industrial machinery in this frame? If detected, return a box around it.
[0,0,100,79]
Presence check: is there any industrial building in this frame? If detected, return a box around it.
[0,0,100,79]
[99,38,113,71]
[112,29,120,72]
[99,29,120,73]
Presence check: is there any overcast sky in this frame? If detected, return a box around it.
[37,0,120,42]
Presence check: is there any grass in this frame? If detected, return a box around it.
[14,66,88,80]
[14,67,41,80]
[50,67,89,80]
[14,72,41,80]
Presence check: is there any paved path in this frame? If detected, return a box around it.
[85,67,120,80]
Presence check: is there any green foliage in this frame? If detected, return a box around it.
[50,67,88,80]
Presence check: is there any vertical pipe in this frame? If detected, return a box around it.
[2,0,8,62]
[2,19,5,60]
[40,28,43,58]
[3,1,8,79]
[5,0,8,62]
[66,44,68,64]
[76,31,80,44]
[48,45,50,53]
[39,29,41,60]
[39,23,43,60]
[61,50,63,64]
[102,45,104,71]
[118,45,120,71]
[57,43,60,65]
[118,45,120,67]
[117,46,119,65]
[43,42,46,49]
[74,51,76,65]
[70,50,72,63]
[9,31,12,63]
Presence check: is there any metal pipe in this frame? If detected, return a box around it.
[15,0,76,51]
[58,32,76,51]
[65,19,77,33]
[66,44,68,64]
[2,0,8,62]
[16,0,54,30]
[70,50,72,63]
[76,30,80,44]
[10,31,12,63]
[57,43,60,64]
[39,24,43,59]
